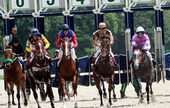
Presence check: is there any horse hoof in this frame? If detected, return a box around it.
[24,101,28,106]
[74,102,78,108]
[113,98,117,102]
[103,94,107,99]
[12,102,16,105]
[138,98,144,104]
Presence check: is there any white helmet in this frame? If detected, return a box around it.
[99,22,107,29]
[136,26,145,33]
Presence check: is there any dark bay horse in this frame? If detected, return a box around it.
[92,37,116,106]
[27,40,55,108]
[4,48,27,108]
[58,37,78,106]
[131,48,154,104]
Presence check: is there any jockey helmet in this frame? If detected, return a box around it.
[136,26,145,33]
[31,28,39,34]
[30,28,41,37]
[62,24,70,31]
[99,22,107,29]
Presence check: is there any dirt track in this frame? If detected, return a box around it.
[1,79,170,108]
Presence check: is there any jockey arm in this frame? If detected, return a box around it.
[142,35,151,51]
[71,32,78,48]
[109,30,114,45]
[131,34,137,47]
[25,40,32,53]
[92,31,100,48]
[41,35,50,49]
[55,33,62,49]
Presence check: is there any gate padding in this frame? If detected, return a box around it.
[49,55,132,87]
[165,53,170,80]
[50,52,170,87]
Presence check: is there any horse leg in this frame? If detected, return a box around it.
[150,82,155,102]
[72,75,78,96]
[31,80,41,108]
[72,75,78,108]
[21,83,28,106]
[11,84,16,105]
[137,78,143,103]
[60,77,67,100]
[16,86,21,108]
[38,83,46,101]
[120,83,127,98]
[101,79,107,98]
[94,75,103,106]
[108,79,112,105]
[58,83,63,101]
[46,80,55,108]
[112,83,117,102]
[146,81,150,104]
[7,83,11,108]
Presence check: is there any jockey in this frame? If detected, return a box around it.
[3,25,17,49]
[1,25,24,68]
[55,24,78,70]
[25,28,50,64]
[92,22,117,66]
[9,37,24,56]
[131,26,153,62]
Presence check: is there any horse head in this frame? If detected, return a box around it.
[62,37,71,58]
[132,48,145,70]
[4,48,15,68]
[34,40,45,59]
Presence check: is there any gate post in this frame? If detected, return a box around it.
[124,6,134,84]
[64,15,75,31]
[34,16,45,34]
[154,5,165,82]
[94,13,104,30]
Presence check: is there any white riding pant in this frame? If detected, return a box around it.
[93,47,114,64]
[94,47,114,58]
[57,48,77,66]
[146,51,153,61]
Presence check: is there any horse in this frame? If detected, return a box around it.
[27,40,55,108]
[92,37,116,106]
[58,37,78,106]
[4,48,27,108]
[131,48,154,104]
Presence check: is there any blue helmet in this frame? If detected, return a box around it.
[30,28,41,37]
[62,24,69,31]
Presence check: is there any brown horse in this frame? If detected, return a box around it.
[131,48,154,104]
[58,37,78,105]
[27,40,55,108]
[92,37,116,106]
[4,48,27,108]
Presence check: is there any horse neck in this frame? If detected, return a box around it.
[33,55,49,67]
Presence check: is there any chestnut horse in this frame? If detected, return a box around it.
[131,48,154,104]
[58,37,78,104]
[92,37,116,106]
[27,40,55,108]
[4,48,27,108]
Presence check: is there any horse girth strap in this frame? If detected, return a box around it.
[0,58,17,63]
[32,66,49,72]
